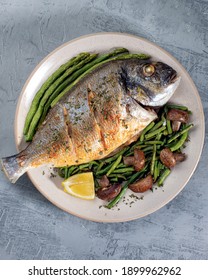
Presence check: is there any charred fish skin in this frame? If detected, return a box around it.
[1,58,180,183]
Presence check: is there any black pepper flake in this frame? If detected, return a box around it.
[50,172,56,178]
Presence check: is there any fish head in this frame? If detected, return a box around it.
[123,59,181,107]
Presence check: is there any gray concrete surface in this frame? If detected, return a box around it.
[0,0,208,259]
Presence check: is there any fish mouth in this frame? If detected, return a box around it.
[170,72,178,83]
[163,71,179,86]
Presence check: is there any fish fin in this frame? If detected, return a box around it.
[1,153,27,183]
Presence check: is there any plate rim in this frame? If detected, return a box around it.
[14,32,205,223]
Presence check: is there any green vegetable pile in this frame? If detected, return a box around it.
[23,48,149,141]
[58,104,193,209]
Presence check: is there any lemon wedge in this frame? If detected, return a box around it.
[62,172,95,200]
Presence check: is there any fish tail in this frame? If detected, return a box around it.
[1,152,27,183]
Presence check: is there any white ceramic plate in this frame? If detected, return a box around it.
[15,32,205,222]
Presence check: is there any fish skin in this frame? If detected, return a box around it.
[1,58,180,183]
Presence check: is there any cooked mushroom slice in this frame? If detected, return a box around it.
[160,148,176,168]
[97,175,110,188]
[129,174,153,193]
[172,120,181,132]
[167,108,189,123]
[123,156,135,166]
[173,152,186,163]
[96,183,122,201]
[134,149,145,171]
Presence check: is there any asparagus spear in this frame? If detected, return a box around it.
[25,53,98,141]
[23,52,90,135]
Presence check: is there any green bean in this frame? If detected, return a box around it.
[156,145,161,151]
[149,120,164,132]
[96,161,114,176]
[110,177,118,182]
[157,168,171,186]
[94,178,100,189]
[166,140,177,148]
[155,133,162,141]
[58,168,65,178]
[170,131,189,152]
[96,162,104,173]
[121,172,133,177]
[139,122,155,141]
[66,166,76,178]
[88,161,99,169]
[158,161,165,171]
[102,147,129,163]
[163,130,168,136]
[135,144,147,149]
[144,152,154,159]
[51,52,150,107]
[125,175,134,181]
[108,174,126,180]
[166,104,189,111]
[167,124,193,144]
[142,146,153,152]
[107,165,148,209]
[117,163,127,169]
[64,167,68,179]
[111,167,135,174]
[123,151,134,157]
[25,54,98,141]
[78,163,90,170]
[23,52,89,135]
[106,155,122,176]
[153,160,158,182]
[166,120,172,134]
[145,126,166,140]
[111,53,150,60]
[151,144,156,175]
[71,167,80,175]
[129,141,143,151]
[144,140,163,145]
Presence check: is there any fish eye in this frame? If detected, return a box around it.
[143,64,155,76]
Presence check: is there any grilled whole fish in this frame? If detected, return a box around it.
[1,58,180,183]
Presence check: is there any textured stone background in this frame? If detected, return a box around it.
[0,0,208,259]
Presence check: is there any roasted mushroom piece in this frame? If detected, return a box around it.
[173,152,186,163]
[123,156,135,166]
[123,149,145,171]
[129,174,153,193]
[167,108,189,123]
[96,183,122,201]
[97,175,110,188]
[160,148,176,168]
[134,149,145,171]
[172,120,181,132]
